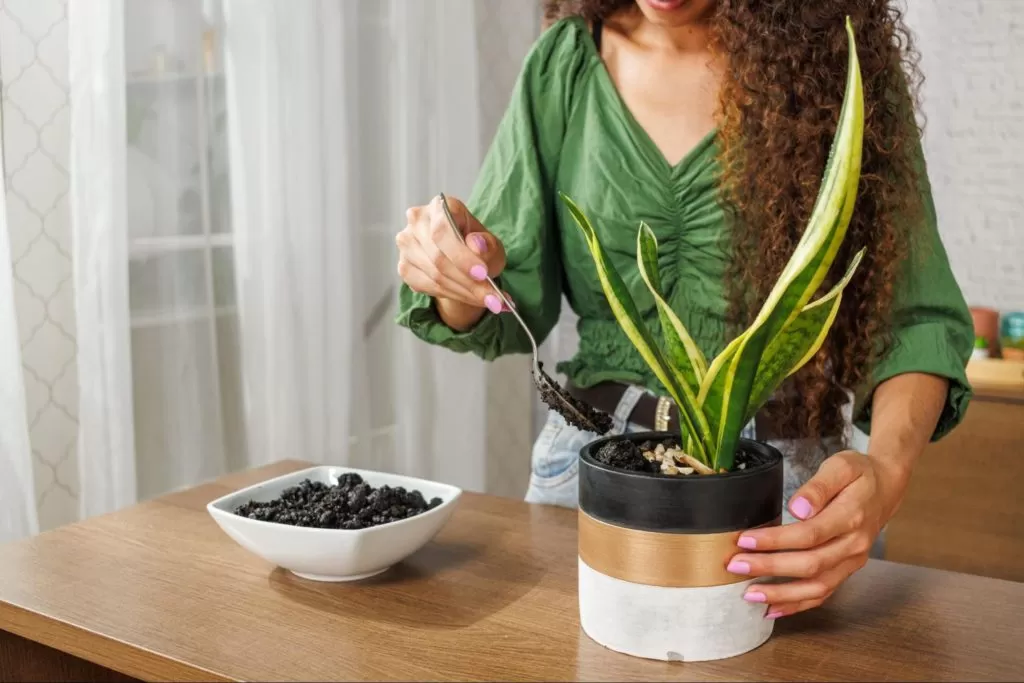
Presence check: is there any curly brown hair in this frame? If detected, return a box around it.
[544,0,924,449]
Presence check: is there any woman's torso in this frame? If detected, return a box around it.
[550,17,734,392]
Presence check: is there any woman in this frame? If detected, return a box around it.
[395,0,972,619]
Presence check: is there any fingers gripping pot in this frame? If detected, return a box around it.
[577,432,784,662]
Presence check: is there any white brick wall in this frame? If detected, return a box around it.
[905,0,1024,312]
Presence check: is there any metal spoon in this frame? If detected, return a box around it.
[437,193,612,435]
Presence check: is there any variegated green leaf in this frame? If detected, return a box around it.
[744,249,865,423]
[561,193,713,463]
[636,222,708,394]
[698,17,864,470]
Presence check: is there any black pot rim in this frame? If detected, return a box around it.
[578,432,784,533]
[579,431,782,480]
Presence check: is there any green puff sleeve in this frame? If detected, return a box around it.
[395,19,587,360]
[853,143,974,441]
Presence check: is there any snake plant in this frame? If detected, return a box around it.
[563,18,866,472]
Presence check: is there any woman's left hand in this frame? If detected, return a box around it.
[726,450,909,619]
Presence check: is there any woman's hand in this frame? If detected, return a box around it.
[396,195,508,331]
[726,450,910,619]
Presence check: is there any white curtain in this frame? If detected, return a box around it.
[69,0,137,519]
[0,106,39,542]
[222,0,490,485]
[60,0,532,522]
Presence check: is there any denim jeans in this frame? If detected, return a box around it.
[524,385,886,557]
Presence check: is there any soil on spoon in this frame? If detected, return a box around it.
[593,436,768,476]
[536,362,614,435]
[234,473,443,530]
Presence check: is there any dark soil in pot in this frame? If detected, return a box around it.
[594,435,772,475]
[234,473,443,530]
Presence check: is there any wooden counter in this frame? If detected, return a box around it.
[2,460,1023,682]
[885,359,1024,581]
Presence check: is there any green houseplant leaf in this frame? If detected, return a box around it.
[697,17,864,470]
[744,248,865,423]
[561,194,714,463]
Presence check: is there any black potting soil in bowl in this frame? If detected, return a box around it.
[233,473,443,530]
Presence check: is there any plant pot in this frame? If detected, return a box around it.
[1001,311,1024,361]
[970,307,1001,357]
[577,432,784,662]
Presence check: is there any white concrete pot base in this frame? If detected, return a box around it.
[579,557,773,662]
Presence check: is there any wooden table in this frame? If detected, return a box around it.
[2,461,1022,682]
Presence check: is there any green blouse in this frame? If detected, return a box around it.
[396,17,973,440]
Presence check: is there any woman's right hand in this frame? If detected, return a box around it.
[396,195,509,331]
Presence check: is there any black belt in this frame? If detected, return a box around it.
[566,380,792,440]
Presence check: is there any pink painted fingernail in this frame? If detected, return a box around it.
[790,496,813,520]
[484,294,502,314]
[470,264,488,281]
[468,233,487,254]
[766,610,785,620]
[727,560,751,575]
[737,535,757,550]
[743,591,767,603]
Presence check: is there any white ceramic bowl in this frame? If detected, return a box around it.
[207,466,462,582]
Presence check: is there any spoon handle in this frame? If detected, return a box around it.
[437,193,539,359]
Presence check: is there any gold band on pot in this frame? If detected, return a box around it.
[578,511,781,588]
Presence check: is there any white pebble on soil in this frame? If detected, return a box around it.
[641,445,707,476]
[636,446,696,476]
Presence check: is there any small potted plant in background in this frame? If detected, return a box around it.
[972,335,990,360]
[562,17,865,663]
[970,306,1001,357]
[1000,312,1024,361]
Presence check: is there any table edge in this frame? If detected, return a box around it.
[0,601,236,683]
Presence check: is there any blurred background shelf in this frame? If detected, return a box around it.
[130,306,237,330]
[127,71,224,86]
[130,233,234,257]
[966,358,1024,398]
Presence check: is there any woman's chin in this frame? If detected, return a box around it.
[641,0,687,11]
[635,0,714,25]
